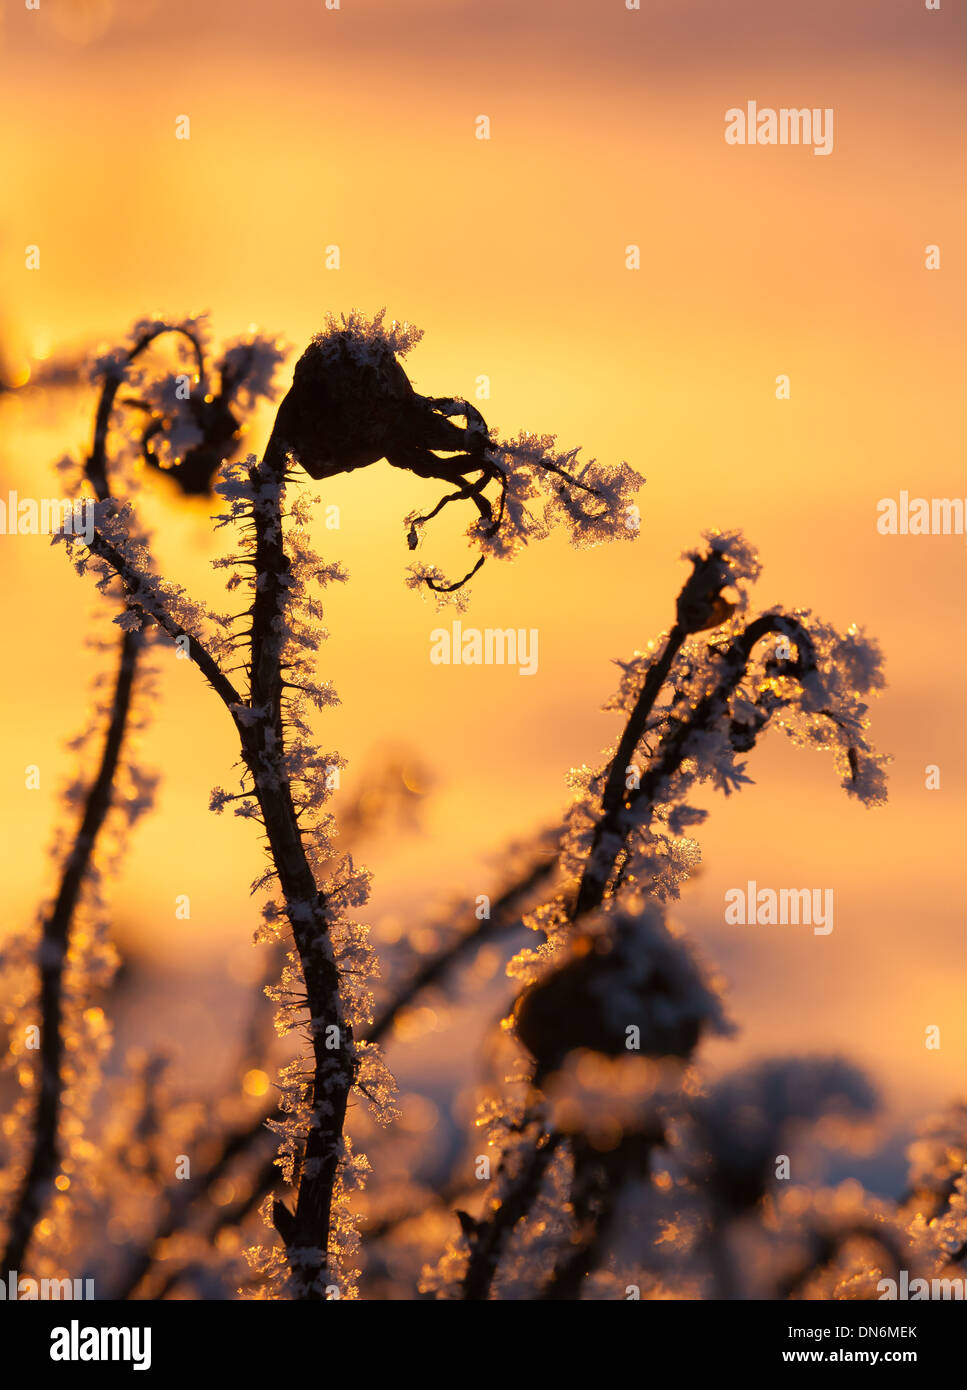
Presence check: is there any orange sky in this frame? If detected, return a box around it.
[1,0,966,1155]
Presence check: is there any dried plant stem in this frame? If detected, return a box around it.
[575,623,687,915]
[575,612,816,919]
[83,439,352,1290]
[84,325,205,499]
[2,626,141,1274]
[112,851,555,1296]
[463,595,819,1299]
[245,433,354,1294]
[1,330,177,1273]
[461,1121,563,1301]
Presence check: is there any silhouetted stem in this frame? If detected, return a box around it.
[86,531,243,710]
[245,428,354,1296]
[77,398,351,1292]
[112,850,555,1295]
[574,612,816,918]
[0,336,186,1273]
[85,325,205,500]
[575,624,687,916]
[468,589,818,1297]
[1,627,141,1274]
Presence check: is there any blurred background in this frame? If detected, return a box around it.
[1,0,965,1199]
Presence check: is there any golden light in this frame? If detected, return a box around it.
[242,1068,270,1098]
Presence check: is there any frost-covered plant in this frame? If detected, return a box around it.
[8,310,967,1304]
[426,530,893,1299]
[271,310,641,596]
[40,309,640,1299]
[1,316,283,1279]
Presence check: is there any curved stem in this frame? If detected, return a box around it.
[1,627,141,1273]
[86,325,206,499]
[574,613,815,917]
[86,531,242,712]
[1,332,200,1272]
[464,598,818,1298]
